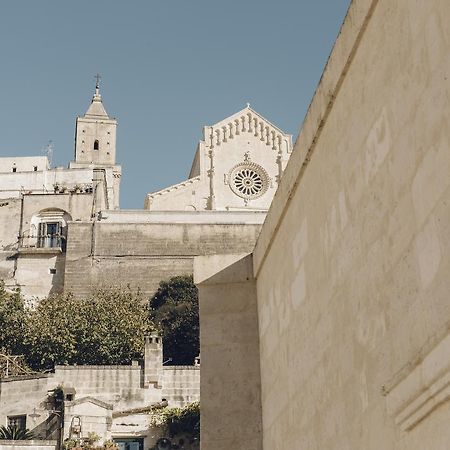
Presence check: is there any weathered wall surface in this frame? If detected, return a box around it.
[11,193,93,297]
[251,0,450,448]
[0,441,56,450]
[0,375,54,436]
[0,198,22,284]
[65,221,262,297]
[162,366,200,407]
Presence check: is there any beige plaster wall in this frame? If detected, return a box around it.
[195,254,262,450]
[0,198,22,285]
[0,375,54,436]
[251,0,450,448]
[0,167,94,200]
[0,156,49,173]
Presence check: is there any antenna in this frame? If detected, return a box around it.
[94,73,101,89]
[42,140,53,167]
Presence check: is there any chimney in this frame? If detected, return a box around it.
[144,332,163,388]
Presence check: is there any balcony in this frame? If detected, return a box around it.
[18,234,66,254]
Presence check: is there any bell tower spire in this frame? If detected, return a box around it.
[73,75,118,166]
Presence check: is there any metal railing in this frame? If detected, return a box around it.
[19,234,66,251]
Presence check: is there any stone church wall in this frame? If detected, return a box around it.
[197,0,450,448]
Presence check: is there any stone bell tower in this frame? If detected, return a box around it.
[70,76,121,210]
[73,75,117,166]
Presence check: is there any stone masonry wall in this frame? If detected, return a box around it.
[162,367,200,407]
[65,221,262,297]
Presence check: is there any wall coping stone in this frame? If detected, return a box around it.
[0,441,57,446]
[55,365,141,371]
[0,373,52,382]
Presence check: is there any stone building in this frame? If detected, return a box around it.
[0,84,291,299]
[195,0,450,449]
[0,81,121,299]
[0,333,199,449]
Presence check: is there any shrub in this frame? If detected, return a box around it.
[149,276,199,365]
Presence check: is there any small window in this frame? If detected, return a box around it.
[12,167,16,173]
[94,140,99,150]
[33,166,38,171]
[49,268,57,275]
[66,393,74,401]
[8,415,26,430]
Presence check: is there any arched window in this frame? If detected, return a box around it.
[94,140,99,150]
[28,208,72,251]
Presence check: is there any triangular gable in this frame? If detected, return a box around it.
[209,105,287,135]
[202,105,292,153]
[67,396,113,410]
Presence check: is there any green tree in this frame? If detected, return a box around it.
[149,276,199,365]
[24,288,154,370]
[0,282,27,356]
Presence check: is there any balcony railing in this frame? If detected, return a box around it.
[19,234,66,252]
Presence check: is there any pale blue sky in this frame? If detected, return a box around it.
[0,0,350,208]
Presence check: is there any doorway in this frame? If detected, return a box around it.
[114,439,144,450]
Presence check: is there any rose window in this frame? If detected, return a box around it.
[229,162,269,200]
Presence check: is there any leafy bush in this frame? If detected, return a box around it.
[0,425,34,440]
[151,402,200,443]
[149,276,199,365]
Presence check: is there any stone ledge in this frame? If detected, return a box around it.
[55,365,141,371]
[0,440,57,446]
[385,332,450,431]
[163,365,200,370]
[18,247,62,255]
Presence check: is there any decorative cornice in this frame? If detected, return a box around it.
[207,110,288,152]
[147,175,201,198]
